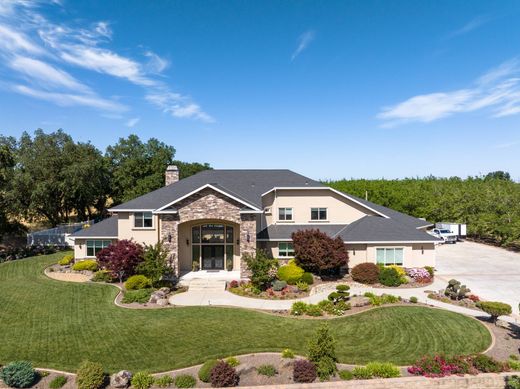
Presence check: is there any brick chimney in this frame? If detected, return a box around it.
[165,165,179,186]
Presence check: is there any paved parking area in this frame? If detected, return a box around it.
[436,241,520,315]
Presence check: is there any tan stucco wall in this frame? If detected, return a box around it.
[347,243,436,268]
[73,238,117,259]
[262,189,377,226]
[116,212,160,246]
[260,241,435,269]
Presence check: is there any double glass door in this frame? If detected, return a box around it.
[202,245,224,270]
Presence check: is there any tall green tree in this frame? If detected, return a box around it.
[106,135,176,204]
[0,136,24,234]
[8,129,109,226]
[172,161,212,179]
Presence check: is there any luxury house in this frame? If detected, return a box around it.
[71,166,438,278]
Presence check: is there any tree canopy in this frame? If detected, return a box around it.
[327,174,520,250]
[1,129,212,227]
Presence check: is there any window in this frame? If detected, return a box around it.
[134,212,153,228]
[86,240,112,257]
[191,224,235,270]
[311,207,327,220]
[278,242,295,257]
[278,207,293,221]
[376,248,404,266]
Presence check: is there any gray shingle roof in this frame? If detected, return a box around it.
[110,169,324,211]
[71,216,118,238]
[257,218,438,243]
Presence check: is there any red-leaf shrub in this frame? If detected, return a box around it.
[210,361,239,387]
[351,263,380,284]
[291,229,348,274]
[293,359,317,383]
[408,354,487,378]
[229,280,239,289]
[97,239,144,281]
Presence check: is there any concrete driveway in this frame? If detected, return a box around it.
[436,241,520,315]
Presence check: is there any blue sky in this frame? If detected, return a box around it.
[1,0,520,180]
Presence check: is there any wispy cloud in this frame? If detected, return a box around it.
[291,30,315,61]
[377,58,520,127]
[446,15,492,39]
[494,140,520,149]
[125,117,140,127]
[0,1,212,121]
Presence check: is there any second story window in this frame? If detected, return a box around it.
[134,212,153,228]
[311,207,327,221]
[278,207,293,221]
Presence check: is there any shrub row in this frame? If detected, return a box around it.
[0,245,66,263]
[408,354,511,377]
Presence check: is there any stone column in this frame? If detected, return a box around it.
[239,214,257,279]
[160,214,180,276]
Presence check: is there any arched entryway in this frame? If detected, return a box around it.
[191,223,235,271]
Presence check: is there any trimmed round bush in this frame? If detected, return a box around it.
[257,364,277,377]
[124,275,152,290]
[272,280,287,291]
[131,372,154,389]
[174,374,196,388]
[351,263,380,284]
[0,361,37,388]
[91,270,113,283]
[58,254,74,266]
[293,360,317,383]
[290,301,308,316]
[225,357,240,367]
[49,375,68,389]
[76,360,105,389]
[154,375,174,388]
[339,369,354,380]
[477,301,512,323]
[410,296,418,303]
[300,272,314,285]
[198,359,218,383]
[277,263,305,285]
[72,260,98,272]
[282,349,295,358]
[210,361,239,387]
[379,267,403,287]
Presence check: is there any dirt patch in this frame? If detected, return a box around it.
[44,269,91,283]
[484,320,520,360]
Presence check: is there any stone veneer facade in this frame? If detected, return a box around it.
[160,187,256,278]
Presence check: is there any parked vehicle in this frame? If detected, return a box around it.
[435,222,467,239]
[428,228,458,244]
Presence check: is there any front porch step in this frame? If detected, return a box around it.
[186,279,227,292]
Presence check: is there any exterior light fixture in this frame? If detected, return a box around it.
[168,233,172,243]
[236,238,240,245]
[353,249,356,255]
[186,239,190,246]
[246,232,251,243]
[421,246,424,255]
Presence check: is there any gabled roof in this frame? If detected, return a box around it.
[110,169,324,211]
[257,217,438,243]
[70,216,118,238]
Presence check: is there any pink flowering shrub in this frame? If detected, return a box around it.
[408,355,476,378]
[406,267,431,283]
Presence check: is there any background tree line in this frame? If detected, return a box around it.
[0,129,211,232]
[326,172,520,250]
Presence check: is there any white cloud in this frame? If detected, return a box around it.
[0,23,42,53]
[9,56,89,91]
[13,84,126,112]
[291,30,315,61]
[146,91,215,123]
[126,117,140,127]
[377,59,520,127]
[447,15,491,38]
[0,0,213,122]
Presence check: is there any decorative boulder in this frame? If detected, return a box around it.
[156,298,169,306]
[159,287,171,295]
[350,296,371,307]
[149,289,169,304]
[110,370,132,388]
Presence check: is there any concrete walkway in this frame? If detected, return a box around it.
[168,279,519,323]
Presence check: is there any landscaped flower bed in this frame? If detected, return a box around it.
[228,280,310,299]
[350,263,434,288]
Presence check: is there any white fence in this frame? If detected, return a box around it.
[27,221,93,247]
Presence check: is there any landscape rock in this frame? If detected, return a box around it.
[110,370,132,388]
[350,296,371,307]
[159,287,171,294]
[156,298,169,306]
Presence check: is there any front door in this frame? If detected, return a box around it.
[202,245,225,270]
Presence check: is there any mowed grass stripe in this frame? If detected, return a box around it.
[0,253,491,372]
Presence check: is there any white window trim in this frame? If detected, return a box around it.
[85,239,112,258]
[278,242,295,258]
[310,207,328,222]
[133,211,155,230]
[376,247,404,266]
[278,207,294,222]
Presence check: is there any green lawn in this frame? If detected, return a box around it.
[0,253,491,373]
